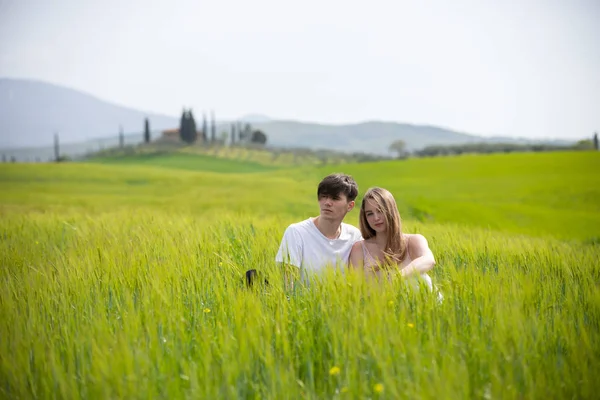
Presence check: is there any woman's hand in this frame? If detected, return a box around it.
[401,234,436,277]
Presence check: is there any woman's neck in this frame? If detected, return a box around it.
[373,232,388,248]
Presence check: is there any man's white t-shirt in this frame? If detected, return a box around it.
[275,217,362,281]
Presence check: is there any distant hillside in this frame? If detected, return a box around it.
[251,122,573,155]
[253,120,484,154]
[0,78,179,148]
[0,78,574,156]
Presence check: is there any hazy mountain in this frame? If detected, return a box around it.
[0,78,179,148]
[239,114,272,123]
[251,120,484,154]
[0,78,574,159]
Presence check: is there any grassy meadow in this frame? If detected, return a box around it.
[1,150,599,399]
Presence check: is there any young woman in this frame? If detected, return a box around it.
[349,187,439,294]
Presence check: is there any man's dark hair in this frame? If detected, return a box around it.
[317,173,358,202]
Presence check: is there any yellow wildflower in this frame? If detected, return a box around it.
[374,383,384,393]
[407,323,415,328]
[329,366,341,376]
[203,308,211,313]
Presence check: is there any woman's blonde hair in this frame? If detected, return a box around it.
[359,187,407,264]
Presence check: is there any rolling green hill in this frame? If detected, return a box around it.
[2,150,598,241]
[89,151,281,173]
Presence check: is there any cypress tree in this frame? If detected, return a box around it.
[211,111,216,143]
[144,118,151,143]
[187,110,198,144]
[119,125,124,148]
[54,133,60,162]
[244,123,252,140]
[202,113,208,143]
[180,109,198,144]
[179,109,188,143]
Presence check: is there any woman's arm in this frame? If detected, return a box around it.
[400,234,436,278]
[348,241,365,270]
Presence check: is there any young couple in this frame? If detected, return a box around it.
[275,173,437,290]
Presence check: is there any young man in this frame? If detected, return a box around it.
[275,173,363,288]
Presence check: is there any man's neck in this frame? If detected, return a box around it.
[314,216,342,239]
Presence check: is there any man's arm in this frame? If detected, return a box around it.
[400,234,436,278]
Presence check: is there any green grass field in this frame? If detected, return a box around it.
[88,152,281,174]
[1,150,599,399]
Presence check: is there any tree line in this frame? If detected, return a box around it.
[388,132,599,159]
[177,109,267,146]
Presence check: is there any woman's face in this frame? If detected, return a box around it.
[364,199,387,234]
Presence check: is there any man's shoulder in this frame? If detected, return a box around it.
[342,222,361,233]
[286,218,313,229]
[283,218,314,235]
[342,222,362,239]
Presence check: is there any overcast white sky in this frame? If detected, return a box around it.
[1,0,598,139]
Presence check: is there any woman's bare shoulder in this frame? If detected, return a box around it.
[351,240,364,250]
[404,233,429,246]
[404,233,427,240]
[349,239,365,267]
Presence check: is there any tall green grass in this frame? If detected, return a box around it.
[1,211,598,398]
[1,151,599,398]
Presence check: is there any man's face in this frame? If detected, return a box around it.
[318,192,355,221]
